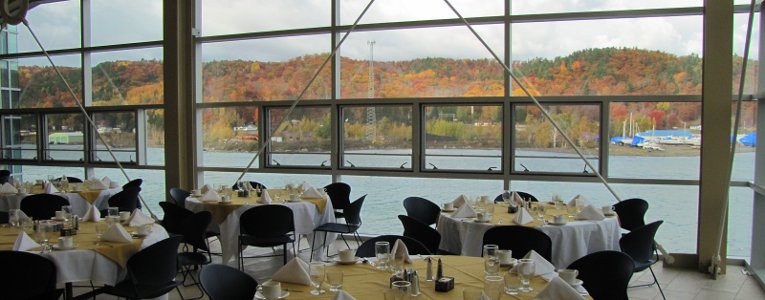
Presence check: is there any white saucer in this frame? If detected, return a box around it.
[191,194,203,198]
[604,212,616,217]
[255,290,289,300]
[131,232,150,238]
[548,221,567,226]
[334,257,358,265]
[567,279,583,287]
[52,244,77,251]
[500,258,517,267]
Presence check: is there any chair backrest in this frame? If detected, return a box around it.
[20,194,70,220]
[568,251,634,300]
[0,211,8,224]
[344,195,366,226]
[493,191,538,203]
[398,215,441,254]
[0,170,10,184]
[620,220,663,266]
[240,205,295,238]
[159,202,194,236]
[200,264,258,300]
[0,250,58,299]
[232,181,267,191]
[122,178,143,189]
[613,198,649,231]
[108,187,142,212]
[182,210,213,251]
[125,235,183,297]
[169,187,191,207]
[356,235,431,257]
[324,182,351,210]
[482,226,552,261]
[402,196,440,226]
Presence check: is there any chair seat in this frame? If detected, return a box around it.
[178,252,210,266]
[314,223,360,234]
[240,234,294,247]
[633,258,657,272]
[102,281,180,299]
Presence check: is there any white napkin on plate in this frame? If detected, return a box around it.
[512,191,524,205]
[391,239,412,264]
[128,209,154,227]
[82,205,101,222]
[451,203,476,218]
[0,182,18,194]
[576,205,605,221]
[332,290,356,300]
[261,189,272,204]
[13,231,40,251]
[567,194,591,207]
[301,187,323,198]
[86,179,108,190]
[200,190,221,202]
[200,184,214,194]
[451,194,468,208]
[271,257,312,285]
[44,182,59,194]
[536,276,585,300]
[101,223,132,243]
[522,250,557,277]
[513,207,534,225]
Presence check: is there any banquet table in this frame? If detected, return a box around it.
[0,184,120,217]
[185,188,336,264]
[282,255,592,299]
[437,202,621,268]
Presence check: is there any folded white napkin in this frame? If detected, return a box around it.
[301,187,323,198]
[200,189,221,202]
[576,205,605,221]
[0,182,18,193]
[523,250,556,276]
[536,276,585,300]
[83,205,101,222]
[13,231,40,251]
[451,203,477,218]
[128,209,154,227]
[332,290,356,300]
[86,179,108,190]
[391,239,412,264]
[451,194,468,208]
[567,194,591,207]
[200,184,214,194]
[512,191,524,205]
[300,181,313,191]
[16,210,29,221]
[513,207,534,225]
[261,189,272,204]
[102,223,133,243]
[109,181,120,189]
[101,176,112,187]
[44,182,59,194]
[271,257,312,285]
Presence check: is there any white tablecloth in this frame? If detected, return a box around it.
[0,188,119,217]
[185,198,337,265]
[437,213,621,268]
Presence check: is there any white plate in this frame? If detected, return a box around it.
[548,221,567,226]
[500,258,517,267]
[52,244,77,251]
[568,279,583,287]
[254,290,289,300]
[334,257,359,265]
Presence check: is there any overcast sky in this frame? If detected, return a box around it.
[11,0,759,66]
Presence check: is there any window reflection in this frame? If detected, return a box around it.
[267,106,330,167]
[424,104,502,171]
[45,113,84,161]
[341,105,412,169]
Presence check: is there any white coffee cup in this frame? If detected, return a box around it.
[557,269,579,284]
[553,215,566,224]
[190,189,199,196]
[119,211,131,222]
[220,195,231,203]
[339,248,355,262]
[59,236,74,249]
[443,203,454,211]
[289,194,299,202]
[138,224,152,235]
[261,280,281,299]
[54,210,66,220]
[497,249,512,263]
[602,205,614,215]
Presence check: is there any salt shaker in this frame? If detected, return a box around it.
[409,270,421,296]
[426,257,434,281]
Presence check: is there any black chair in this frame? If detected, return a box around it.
[402,196,441,227]
[123,178,143,189]
[493,191,538,203]
[93,235,184,299]
[20,194,70,220]
[53,176,83,183]
[108,186,142,213]
[232,181,267,190]
[482,226,552,261]
[239,205,296,269]
[568,251,634,300]
[398,215,441,255]
[200,264,258,300]
[613,198,649,231]
[355,235,431,257]
[324,182,351,219]
[159,202,194,236]
[621,220,666,300]
[0,250,60,299]
[311,195,366,261]
[0,170,10,184]
[0,211,8,224]
[169,187,191,207]
[178,211,214,299]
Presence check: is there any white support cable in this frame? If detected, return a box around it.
[235,0,376,183]
[20,19,158,220]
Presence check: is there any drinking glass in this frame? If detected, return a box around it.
[483,244,500,276]
[20,218,33,234]
[375,241,391,270]
[35,221,51,252]
[504,271,521,295]
[391,281,411,300]
[309,262,326,295]
[518,259,535,292]
[62,205,73,219]
[107,207,119,217]
[483,275,503,300]
[462,288,483,300]
[327,269,343,292]
[8,209,19,227]
[95,222,108,239]
[537,205,547,224]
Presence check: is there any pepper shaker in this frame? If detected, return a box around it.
[436,258,443,279]
[426,257,434,281]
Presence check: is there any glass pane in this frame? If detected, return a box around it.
[145,109,165,166]
[92,112,136,163]
[511,0,700,15]
[91,0,163,46]
[733,12,760,95]
[16,0,81,53]
[2,114,36,160]
[202,171,329,192]
[201,35,331,102]
[45,113,84,161]
[268,106,330,167]
[342,105,412,168]
[16,55,83,108]
[340,0,503,25]
[512,16,702,96]
[608,102,701,180]
[729,186,753,258]
[94,168,165,218]
[201,0,329,36]
[200,106,260,168]
[91,48,164,106]
[514,104,600,173]
[340,25,503,99]
[424,105,502,171]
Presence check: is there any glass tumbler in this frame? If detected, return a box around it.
[327,269,343,292]
[483,275,504,300]
[375,241,391,270]
[483,244,500,276]
[391,281,411,300]
[518,259,536,292]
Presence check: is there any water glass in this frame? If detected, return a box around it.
[8,209,19,227]
[375,241,391,270]
[327,269,343,292]
[20,218,33,234]
[62,205,73,219]
[95,222,108,239]
[309,262,326,295]
[484,275,504,300]
[462,288,483,300]
[483,244,500,276]
[107,207,119,217]
[391,281,411,300]
[518,259,535,292]
[504,271,521,295]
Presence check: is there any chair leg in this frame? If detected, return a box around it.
[283,243,287,265]
[649,266,666,300]
[310,231,318,262]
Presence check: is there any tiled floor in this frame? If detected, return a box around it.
[71,237,765,300]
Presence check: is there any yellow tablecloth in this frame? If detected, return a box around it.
[30,184,106,204]
[462,202,615,227]
[199,188,328,224]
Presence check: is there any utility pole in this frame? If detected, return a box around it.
[366,40,377,142]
